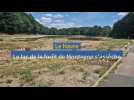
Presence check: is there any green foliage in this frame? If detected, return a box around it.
[111,12,134,39]
[0,12,47,34]
[58,26,111,36]
[0,12,112,36]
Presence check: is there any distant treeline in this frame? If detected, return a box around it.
[0,12,111,36]
[50,26,111,37]
[0,12,134,38]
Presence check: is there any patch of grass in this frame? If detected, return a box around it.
[68,36,104,41]
[45,35,65,39]
[71,66,85,72]
[11,37,39,42]
[94,67,109,77]
[6,79,13,84]
[32,82,49,87]
[17,68,33,82]
[78,67,85,72]
[0,38,3,41]
[82,72,90,80]
[47,63,64,72]
[58,70,65,75]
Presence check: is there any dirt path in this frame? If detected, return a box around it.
[99,45,134,87]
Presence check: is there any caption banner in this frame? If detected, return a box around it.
[11,50,123,59]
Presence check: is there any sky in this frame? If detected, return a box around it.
[30,12,128,29]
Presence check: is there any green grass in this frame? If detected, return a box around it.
[17,68,34,82]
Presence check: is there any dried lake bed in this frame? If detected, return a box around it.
[0,35,132,87]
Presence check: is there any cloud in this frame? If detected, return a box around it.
[41,13,64,19]
[49,22,82,29]
[35,18,41,23]
[40,17,52,23]
[53,19,64,23]
[35,17,52,27]
[36,17,82,29]
[53,14,64,19]
[25,12,32,14]
[112,19,118,23]
[117,12,128,17]
[111,12,129,26]
[44,14,53,17]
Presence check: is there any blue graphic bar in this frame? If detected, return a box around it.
[11,50,123,59]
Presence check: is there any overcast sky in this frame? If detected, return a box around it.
[30,12,128,29]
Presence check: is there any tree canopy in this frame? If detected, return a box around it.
[111,12,134,39]
[0,12,49,34]
[0,12,112,37]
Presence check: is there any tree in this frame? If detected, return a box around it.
[0,12,112,36]
[111,12,134,39]
[0,12,47,34]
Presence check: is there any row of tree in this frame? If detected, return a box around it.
[43,26,111,37]
[0,12,134,39]
[0,12,112,36]
[57,26,111,36]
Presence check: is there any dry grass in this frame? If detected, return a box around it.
[0,58,113,87]
[0,35,131,87]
